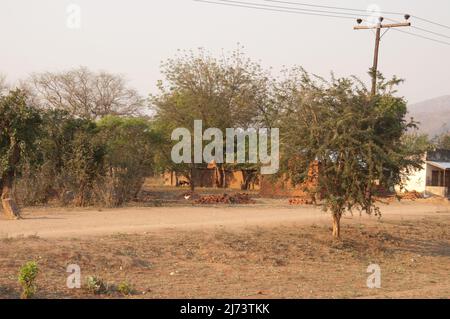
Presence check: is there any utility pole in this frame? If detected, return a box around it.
[354,16,411,96]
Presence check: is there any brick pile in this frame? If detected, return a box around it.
[288,197,314,205]
[399,191,423,200]
[194,193,255,205]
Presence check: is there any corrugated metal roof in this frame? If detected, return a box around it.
[427,161,450,170]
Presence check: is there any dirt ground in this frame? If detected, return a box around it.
[0,189,449,299]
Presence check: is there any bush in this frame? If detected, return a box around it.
[117,281,134,296]
[95,116,157,207]
[15,111,105,207]
[14,112,159,208]
[85,276,107,295]
[18,261,39,299]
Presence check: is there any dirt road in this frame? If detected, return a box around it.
[1,200,449,298]
[1,200,449,238]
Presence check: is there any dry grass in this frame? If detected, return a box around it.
[0,216,448,299]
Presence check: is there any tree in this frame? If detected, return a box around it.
[277,70,423,238]
[16,111,160,208]
[401,132,432,156]
[29,67,144,120]
[96,116,159,206]
[151,46,271,189]
[434,132,450,149]
[0,89,41,219]
[0,74,8,94]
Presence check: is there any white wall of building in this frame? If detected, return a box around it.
[396,163,427,193]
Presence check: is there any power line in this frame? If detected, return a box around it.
[412,15,450,31]
[214,0,372,18]
[265,0,450,31]
[391,28,450,46]
[411,25,450,39]
[264,0,405,16]
[384,17,450,40]
[194,0,360,20]
[194,0,450,46]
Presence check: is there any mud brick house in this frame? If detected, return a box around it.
[259,161,320,198]
[399,149,450,198]
[163,161,260,190]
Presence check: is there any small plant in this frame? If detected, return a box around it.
[117,281,134,296]
[18,261,39,299]
[85,276,107,295]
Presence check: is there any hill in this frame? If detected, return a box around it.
[408,95,450,137]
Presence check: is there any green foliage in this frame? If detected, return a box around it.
[15,110,105,206]
[434,132,450,149]
[401,133,433,156]
[18,261,39,299]
[117,281,134,296]
[16,113,161,207]
[151,46,272,188]
[65,120,105,206]
[152,46,270,130]
[277,70,424,236]
[85,276,107,295]
[96,116,158,206]
[0,89,41,178]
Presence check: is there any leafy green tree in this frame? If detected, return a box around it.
[15,110,105,207]
[278,70,424,238]
[434,132,450,149]
[0,89,41,219]
[401,132,432,157]
[64,120,105,207]
[17,112,159,207]
[151,46,272,189]
[18,261,39,299]
[0,74,8,94]
[96,116,159,206]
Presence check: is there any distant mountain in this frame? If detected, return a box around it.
[407,95,450,137]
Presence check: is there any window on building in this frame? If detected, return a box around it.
[432,170,440,186]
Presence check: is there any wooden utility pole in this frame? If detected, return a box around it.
[354,16,411,96]
[371,26,381,96]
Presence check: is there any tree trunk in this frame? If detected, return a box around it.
[241,170,255,190]
[214,165,221,188]
[1,171,21,219]
[221,164,227,188]
[332,213,341,239]
[189,166,195,192]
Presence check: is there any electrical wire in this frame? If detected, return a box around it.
[264,0,405,16]
[383,17,450,40]
[214,0,374,18]
[194,0,360,20]
[410,16,450,31]
[264,0,450,30]
[194,0,450,46]
[391,28,450,46]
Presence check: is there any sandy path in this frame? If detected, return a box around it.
[0,201,449,238]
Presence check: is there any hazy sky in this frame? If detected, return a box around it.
[1,0,449,104]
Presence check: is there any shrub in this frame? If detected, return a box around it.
[117,281,134,296]
[95,116,157,206]
[85,276,107,295]
[16,111,105,207]
[18,261,39,299]
[14,112,159,208]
